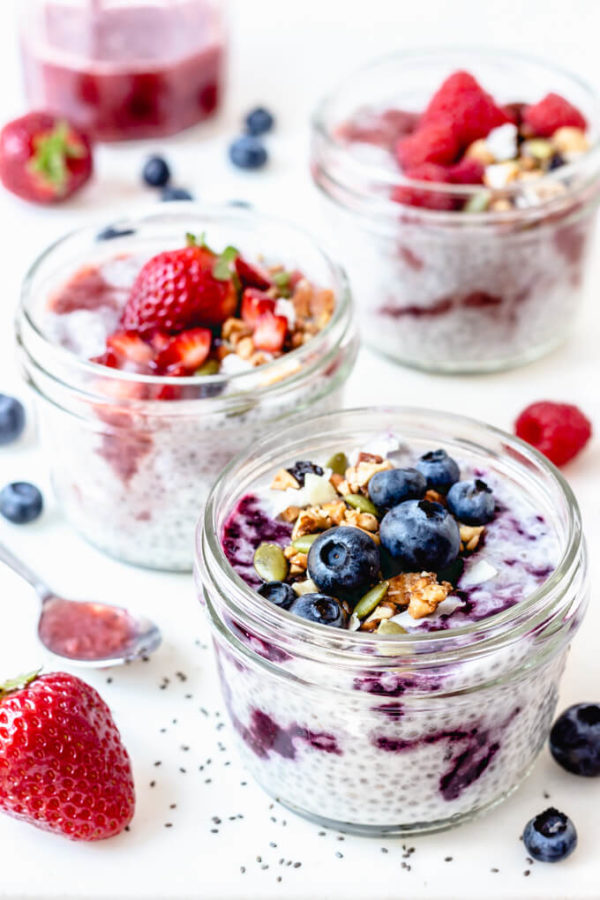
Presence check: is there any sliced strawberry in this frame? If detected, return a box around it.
[90,349,120,368]
[234,256,273,290]
[149,331,173,353]
[241,288,276,326]
[155,327,212,373]
[253,311,288,353]
[106,331,154,364]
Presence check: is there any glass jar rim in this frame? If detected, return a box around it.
[16,202,353,395]
[311,46,600,222]
[199,405,585,667]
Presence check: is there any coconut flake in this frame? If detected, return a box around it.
[486,123,518,162]
[459,559,498,589]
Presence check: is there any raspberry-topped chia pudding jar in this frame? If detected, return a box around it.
[17,205,356,570]
[311,50,600,372]
[197,407,588,835]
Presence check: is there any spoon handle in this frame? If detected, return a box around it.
[0,541,52,601]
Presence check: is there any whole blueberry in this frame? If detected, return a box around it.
[229,136,268,170]
[245,107,275,136]
[523,808,577,862]
[549,703,600,777]
[258,581,296,610]
[307,526,380,598]
[289,593,348,628]
[287,460,324,487]
[446,479,495,525]
[380,499,460,572]
[0,482,43,524]
[161,186,194,202]
[142,155,171,188]
[368,467,426,510]
[0,394,25,446]
[416,449,460,493]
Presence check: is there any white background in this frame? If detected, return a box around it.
[0,1,599,898]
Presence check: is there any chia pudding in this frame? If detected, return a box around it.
[197,407,589,834]
[16,205,357,570]
[311,49,600,372]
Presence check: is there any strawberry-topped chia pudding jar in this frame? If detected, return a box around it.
[197,407,588,834]
[311,50,600,372]
[16,205,357,570]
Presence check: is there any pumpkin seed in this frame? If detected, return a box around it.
[523,138,554,160]
[291,534,319,554]
[354,581,389,619]
[253,543,289,582]
[195,359,220,376]
[344,493,379,517]
[327,452,348,475]
[377,620,407,635]
[464,191,490,213]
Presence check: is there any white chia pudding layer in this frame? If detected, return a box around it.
[209,435,578,832]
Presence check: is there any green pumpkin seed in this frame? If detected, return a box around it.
[291,534,319,554]
[253,543,289,582]
[327,452,348,475]
[464,191,490,213]
[195,359,220,376]
[377,620,407,635]
[354,581,389,619]
[523,138,554,160]
[344,493,379,517]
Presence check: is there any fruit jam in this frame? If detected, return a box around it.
[20,0,224,141]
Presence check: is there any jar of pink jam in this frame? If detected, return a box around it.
[19,0,225,142]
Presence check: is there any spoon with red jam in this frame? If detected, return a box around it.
[0,542,162,665]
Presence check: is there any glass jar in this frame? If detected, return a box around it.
[311,49,600,373]
[19,0,226,141]
[16,204,357,571]
[197,407,588,835]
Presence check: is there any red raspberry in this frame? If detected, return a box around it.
[448,157,484,185]
[515,401,592,467]
[523,93,587,138]
[396,117,460,169]
[421,70,510,147]
[391,163,456,211]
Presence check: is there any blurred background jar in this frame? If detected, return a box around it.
[19,0,226,141]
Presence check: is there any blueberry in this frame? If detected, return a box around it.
[368,467,426,510]
[257,581,296,610]
[380,499,460,572]
[446,479,495,525]
[96,225,136,241]
[160,186,194,202]
[142,155,171,188]
[416,449,460,493]
[245,107,275,136]
[0,394,25,446]
[287,460,324,487]
[228,199,252,208]
[289,593,348,628]
[229,136,268,170]
[549,153,566,171]
[523,808,577,862]
[0,482,43,524]
[549,703,600,777]
[307,526,380,598]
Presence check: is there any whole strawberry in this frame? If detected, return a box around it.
[121,235,238,336]
[0,671,134,840]
[0,112,93,204]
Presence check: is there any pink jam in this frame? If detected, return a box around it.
[39,596,139,660]
[20,0,225,141]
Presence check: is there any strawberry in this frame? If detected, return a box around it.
[234,256,273,290]
[154,327,212,373]
[421,71,510,148]
[253,310,288,352]
[241,288,276,326]
[0,113,93,204]
[391,163,456,211]
[106,331,154,365]
[121,238,238,336]
[523,93,587,138]
[396,117,461,169]
[0,671,134,841]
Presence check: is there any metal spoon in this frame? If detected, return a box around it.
[0,542,162,666]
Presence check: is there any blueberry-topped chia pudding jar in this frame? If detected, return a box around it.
[311,49,600,372]
[16,204,357,570]
[197,407,588,834]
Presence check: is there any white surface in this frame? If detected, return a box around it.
[0,1,599,898]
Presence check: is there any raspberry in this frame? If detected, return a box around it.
[396,117,461,169]
[523,93,587,138]
[391,163,456,211]
[421,70,510,147]
[448,157,484,185]
[515,401,592,467]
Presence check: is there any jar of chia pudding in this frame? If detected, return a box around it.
[197,407,588,835]
[311,50,600,373]
[16,204,357,571]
